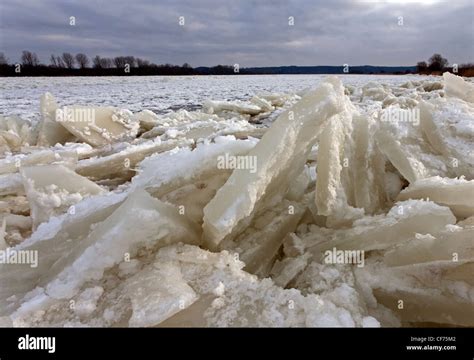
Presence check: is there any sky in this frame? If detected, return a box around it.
[0,0,473,67]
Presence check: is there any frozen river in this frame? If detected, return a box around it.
[0,74,433,121]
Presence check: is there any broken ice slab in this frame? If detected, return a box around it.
[373,287,474,327]
[381,94,419,110]
[160,173,230,225]
[375,106,450,183]
[0,149,78,175]
[76,138,193,181]
[0,173,24,196]
[56,106,139,147]
[171,119,260,142]
[421,80,444,93]
[419,97,474,179]
[351,115,372,211]
[397,176,474,218]
[203,78,346,249]
[157,294,214,327]
[315,114,348,216]
[0,115,38,153]
[0,190,201,318]
[258,93,296,107]
[203,100,263,116]
[125,261,198,327]
[314,108,387,222]
[361,82,392,102]
[383,227,474,267]
[352,115,387,213]
[356,261,474,326]
[306,200,456,256]
[0,213,32,232]
[226,127,267,140]
[131,135,258,196]
[144,119,260,143]
[0,191,127,315]
[293,260,375,325]
[458,216,474,227]
[143,109,223,131]
[220,200,306,276]
[407,259,474,289]
[286,166,311,202]
[315,97,364,219]
[132,110,160,132]
[37,93,75,147]
[250,96,274,112]
[0,195,29,215]
[443,72,474,103]
[442,262,474,287]
[271,252,311,288]
[20,164,105,228]
[131,137,258,224]
[43,190,201,300]
[0,213,32,247]
[50,142,97,160]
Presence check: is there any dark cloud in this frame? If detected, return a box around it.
[0,0,472,66]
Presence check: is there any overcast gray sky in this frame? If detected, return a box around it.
[0,0,473,67]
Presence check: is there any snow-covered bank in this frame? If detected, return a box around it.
[0,73,473,327]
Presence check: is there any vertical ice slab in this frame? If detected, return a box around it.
[203,78,347,249]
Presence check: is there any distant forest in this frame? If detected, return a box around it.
[0,51,472,76]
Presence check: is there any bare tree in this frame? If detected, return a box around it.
[136,58,150,67]
[92,55,102,69]
[113,56,127,68]
[101,57,113,68]
[0,52,8,65]
[94,56,113,69]
[460,63,474,69]
[123,56,136,67]
[75,53,89,69]
[416,61,427,73]
[50,54,58,67]
[428,54,448,71]
[21,50,39,66]
[56,56,65,68]
[61,52,75,69]
[50,54,65,68]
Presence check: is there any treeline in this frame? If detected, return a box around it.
[0,51,220,76]
[1,50,473,77]
[416,53,474,77]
